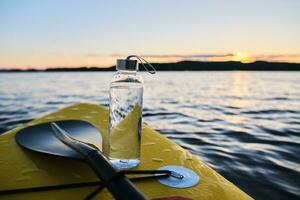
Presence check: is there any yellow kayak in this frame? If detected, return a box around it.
[0,103,252,200]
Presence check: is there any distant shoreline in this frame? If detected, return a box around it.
[1,61,300,72]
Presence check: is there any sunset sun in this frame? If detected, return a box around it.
[232,52,255,63]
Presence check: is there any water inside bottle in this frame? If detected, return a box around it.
[109,82,143,169]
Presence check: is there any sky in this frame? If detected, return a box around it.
[0,0,300,69]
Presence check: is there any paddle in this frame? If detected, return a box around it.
[16,120,147,200]
[50,122,147,200]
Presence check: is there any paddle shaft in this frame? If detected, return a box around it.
[86,150,147,200]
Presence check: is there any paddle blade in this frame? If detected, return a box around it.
[16,120,102,159]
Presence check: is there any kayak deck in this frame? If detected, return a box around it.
[0,103,252,200]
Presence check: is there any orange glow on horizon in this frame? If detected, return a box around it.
[0,53,300,70]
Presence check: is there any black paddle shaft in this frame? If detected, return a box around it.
[86,150,147,200]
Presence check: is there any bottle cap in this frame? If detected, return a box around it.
[116,59,138,71]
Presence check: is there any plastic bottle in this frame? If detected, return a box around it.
[108,58,143,169]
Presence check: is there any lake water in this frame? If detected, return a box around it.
[0,71,299,199]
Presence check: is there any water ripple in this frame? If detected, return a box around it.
[0,71,300,200]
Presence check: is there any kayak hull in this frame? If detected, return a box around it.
[0,103,252,200]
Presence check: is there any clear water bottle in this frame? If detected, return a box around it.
[109,58,143,169]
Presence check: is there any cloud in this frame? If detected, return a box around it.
[85,53,233,57]
[85,53,234,60]
[254,54,300,59]
[135,54,234,58]
[83,52,300,64]
[253,54,300,63]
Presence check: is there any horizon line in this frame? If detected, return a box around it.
[1,60,300,71]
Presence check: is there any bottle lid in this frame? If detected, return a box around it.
[116,59,138,71]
